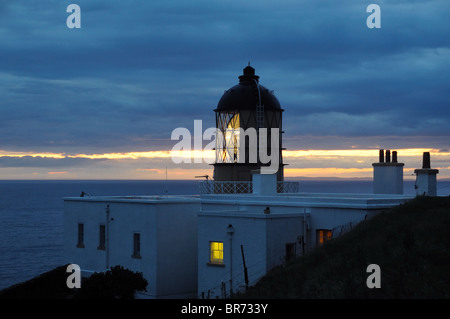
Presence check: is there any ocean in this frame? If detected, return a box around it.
[0,179,448,291]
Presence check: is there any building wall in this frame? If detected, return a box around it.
[197,212,268,298]
[197,210,305,298]
[155,203,199,298]
[64,198,199,299]
[415,173,438,196]
[373,164,404,194]
[64,200,158,295]
[265,214,305,270]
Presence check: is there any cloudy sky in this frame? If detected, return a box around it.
[0,0,449,180]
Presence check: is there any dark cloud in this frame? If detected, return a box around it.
[0,0,449,155]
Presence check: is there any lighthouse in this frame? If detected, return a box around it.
[213,65,285,181]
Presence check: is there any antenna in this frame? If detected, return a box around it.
[195,175,210,181]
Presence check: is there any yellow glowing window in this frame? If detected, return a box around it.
[226,113,240,162]
[210,241,224,264]
[317,229,332,246]
[227,113,240,129]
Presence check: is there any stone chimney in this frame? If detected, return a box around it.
[372,149,404,194]
[414,152,439,196]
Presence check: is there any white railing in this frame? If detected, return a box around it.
[277,181,300,194]
[199,181,299,194]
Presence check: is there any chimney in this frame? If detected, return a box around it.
[422,152,431,169]
[379,149,384,163]
[392,151,398,163]
[372,149,404,194]
[414,152,439,196]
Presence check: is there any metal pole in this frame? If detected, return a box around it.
[227,224,235,297]
[106,205,110,270]
[241,245,249,290]
[229,235,233,296]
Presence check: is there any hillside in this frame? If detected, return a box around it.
[236,196,450,299]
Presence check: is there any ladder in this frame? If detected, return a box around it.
[254,79,264,129]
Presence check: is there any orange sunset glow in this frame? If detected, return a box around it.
[1,148,449,180]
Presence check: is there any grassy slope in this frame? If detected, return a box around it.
[237,196,450,299]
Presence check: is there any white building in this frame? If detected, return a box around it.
[63,171,411,299]
[64,195,200,298]
[196,172,410,298]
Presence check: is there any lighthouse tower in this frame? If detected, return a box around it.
[213,65,285,181]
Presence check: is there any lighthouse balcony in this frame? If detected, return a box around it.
[198,180,299,194]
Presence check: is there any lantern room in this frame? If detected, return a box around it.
[213,65,285,181]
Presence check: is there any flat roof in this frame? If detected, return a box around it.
[64,192,413,209]
[64,195,201,204]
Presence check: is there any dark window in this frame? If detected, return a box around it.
[285,243,296,262]
[77,223,85,248]
[98,224,106,250]
[132,233,141,259]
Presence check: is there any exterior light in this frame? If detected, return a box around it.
[227,224,235,234]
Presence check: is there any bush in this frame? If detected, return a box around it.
[74,265,148,299]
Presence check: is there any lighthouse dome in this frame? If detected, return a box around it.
[215,65,283,112]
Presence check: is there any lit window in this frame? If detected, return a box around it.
[217,112,241,163]
[98,224,106,250]
[210,241,224,264]
[76,223,85,248]
[317,229,332,246]
[132,233,141,259]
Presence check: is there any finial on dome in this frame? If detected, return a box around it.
[239,63,259,82]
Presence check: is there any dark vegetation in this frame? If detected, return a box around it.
[236,196,450,299]
[0,265,148,299]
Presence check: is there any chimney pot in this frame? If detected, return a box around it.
[422,152,431,169]
[392,151,398,163]
[386,150,391,163]
[379,149,384,163]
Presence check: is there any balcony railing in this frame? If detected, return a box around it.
[199,181,299,194]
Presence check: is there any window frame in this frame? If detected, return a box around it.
[209,241,224,266]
